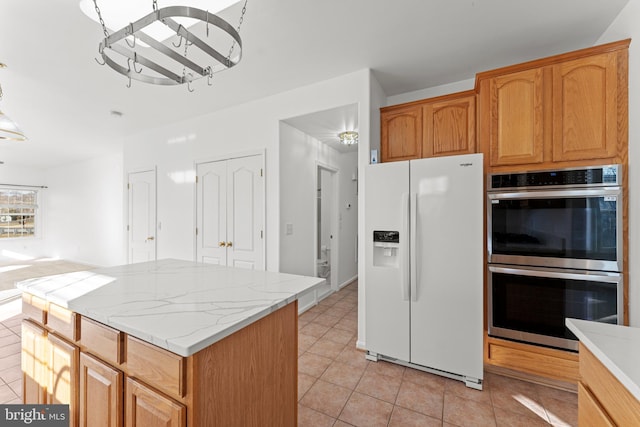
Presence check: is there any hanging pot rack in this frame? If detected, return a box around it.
[93,1,246,89]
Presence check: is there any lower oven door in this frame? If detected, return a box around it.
[488,264,622,351]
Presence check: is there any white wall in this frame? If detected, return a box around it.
[44,153,124,267]
[596,0,639,326]
[123,69,372,273]
[0,164,47,260]
[386,78,476,106]
[336,150,359,284]
[279,123,358,287]
[279,123,317,277]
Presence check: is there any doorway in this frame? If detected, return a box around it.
[316,163,338,299]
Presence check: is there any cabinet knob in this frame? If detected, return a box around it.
[146,236,155,242]
[226,241,233,247]
[219,241,226,247]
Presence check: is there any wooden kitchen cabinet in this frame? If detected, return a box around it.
[79,352,123,427]
[380,90,476,162]
[485,67,547,167]
[552,52,621,162]
[477,39,629,171]
[423,92,476,157]
[578,343,640,426]
[126,378,186,427]
[578,382,615,427]
[21,320,47,404]
[380,104,423,162]
[22,289,300,427]
[48,332,79,427]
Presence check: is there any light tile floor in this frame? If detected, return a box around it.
[0,276,578,426]
[297,281,578,427]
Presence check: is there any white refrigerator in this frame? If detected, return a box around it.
[365,153,483,389]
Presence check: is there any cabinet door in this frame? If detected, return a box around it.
[48,333,79,427]
[381,105,423,162]
[125,378,185,427]
[423,94,476,157]
[489,67,546,166]
[578,382,615,427]
[79,352,123,427]
[21,320,47,404]
[552,52,618,162]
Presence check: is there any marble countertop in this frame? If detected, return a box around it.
[566,318,640,400]
[17,259,325,357]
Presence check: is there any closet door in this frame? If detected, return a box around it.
[196,154,264,270]
[225,155,263,270]
[196,161,228,265]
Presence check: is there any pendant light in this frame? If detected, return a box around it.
[0,64,27,142]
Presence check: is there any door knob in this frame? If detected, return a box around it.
[226,241,233,247]
[219,241,226,247]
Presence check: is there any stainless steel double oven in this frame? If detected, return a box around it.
[487,165,622,351]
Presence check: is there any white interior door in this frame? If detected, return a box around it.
[196,155,264,269]
[226,156,263,269]
[128,169,157,264]
[196,161,227,265]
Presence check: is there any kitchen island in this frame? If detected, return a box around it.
[566,318,640,426]
[18,259,325,427]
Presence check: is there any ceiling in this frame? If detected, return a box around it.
[0,0,630,168]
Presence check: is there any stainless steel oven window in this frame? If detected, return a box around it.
[488,265,623,351]
[487,187,622,272]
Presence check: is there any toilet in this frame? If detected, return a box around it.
[316,259,330,278]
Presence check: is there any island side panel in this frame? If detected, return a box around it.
[189,301,298,427]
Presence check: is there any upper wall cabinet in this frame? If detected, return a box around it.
[380,91,476,162]
[552,52,619,162]
[486,67,547,167]
[380,104,423,162]
[477,39,629,171]
[423,93,476,157]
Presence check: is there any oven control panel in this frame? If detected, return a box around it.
[490,165,619,190]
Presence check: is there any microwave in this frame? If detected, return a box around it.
[487,165,622,272]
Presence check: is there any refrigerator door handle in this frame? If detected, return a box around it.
[401,192,410,301]
[410,192,418,302]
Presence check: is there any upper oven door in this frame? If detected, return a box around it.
[487,187,622,271]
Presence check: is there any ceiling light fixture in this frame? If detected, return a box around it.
[83,0,247,90]
[0,64,27,142]
[338,131,358,145]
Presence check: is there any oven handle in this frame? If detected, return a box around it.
[487,187,621,200]
[488,265,621,284]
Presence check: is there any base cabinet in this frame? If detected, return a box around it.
[22,293,298,427]
[578,382,614,427]
[578,343,640,426]
[79,352,123,427]
[21,320,47,404]
[126,378,185,427]
[47,333,79,427]
[485,337,579,384]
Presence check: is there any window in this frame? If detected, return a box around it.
[0,188,39,239]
